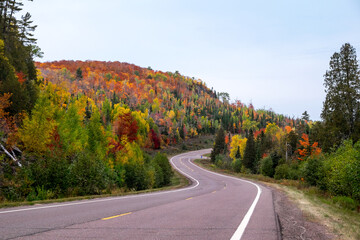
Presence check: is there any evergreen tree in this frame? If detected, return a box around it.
[287,130,298,156]
[210,127,225,162]
[19,12,37,45]
[76,67,83,80]
[0,0,40,115]
[243,129,256,172]
[179,123,185,140]
[321,43,360,146]
[301,111,310,121]
[235,146,241,159]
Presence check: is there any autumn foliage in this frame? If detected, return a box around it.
[297,133,321,161]
[1,60,316,201]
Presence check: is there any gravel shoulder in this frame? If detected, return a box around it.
[270,184,336,240]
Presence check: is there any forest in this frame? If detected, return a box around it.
[0,0,359,206]
[1,55,299,201]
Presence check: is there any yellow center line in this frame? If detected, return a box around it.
[180,158,194,172]
[186,197,193,200]
[102,212,132,220]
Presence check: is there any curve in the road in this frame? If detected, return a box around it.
[186,158,262,240]
[0,149,279,240]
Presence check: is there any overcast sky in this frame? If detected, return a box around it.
[23,0,360,120]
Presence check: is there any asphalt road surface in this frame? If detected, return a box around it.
[0,149,280,240]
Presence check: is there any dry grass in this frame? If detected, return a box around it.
[268,183,360,240]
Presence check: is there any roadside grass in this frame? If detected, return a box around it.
[0,166,190,209]
[194,158,360,240]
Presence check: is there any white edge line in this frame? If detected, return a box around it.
[0,152,200,215]
[188,157,262,240]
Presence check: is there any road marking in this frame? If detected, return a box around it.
[180,159,194,172]
[102,212,132,220]
[0,152,202,215]
[188,158,262,240]
[185,197,193,200]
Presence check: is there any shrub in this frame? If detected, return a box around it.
[152,153,173,186]
[232,159,242,173]
[274,164,290,180]
[181,143,188,150]
[260,156,274,177]
[274,163,300,180]
[325,140,360,201]
[69,153,111,195]
[215,154,232,170]
[303,155,325,187]
[332,196,358,211]
[124,161,148,191]
[28,155,70,196]
[26,189,37,201]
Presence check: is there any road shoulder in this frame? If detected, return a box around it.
[268,183,335,240]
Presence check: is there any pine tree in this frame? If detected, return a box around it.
[321,43,360,145]
[0,0,39,115]
[210,127,225,162]
[19,12,37,45]
[301,111,310,121]
[243,129,256,172]
[235,146,241,159]
[76,67,83,80]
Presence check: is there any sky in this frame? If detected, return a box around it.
[22,0,360,120]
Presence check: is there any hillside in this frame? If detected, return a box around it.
[36,60,297,144]
[0,59,308,201]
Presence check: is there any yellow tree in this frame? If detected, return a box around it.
[242,119,259,131]
[265,122,279,136]
[18,95,57,154]
[229,135,247,161]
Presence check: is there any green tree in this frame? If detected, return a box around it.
[235,146,241,159]
[18,95,56,155]
[321,43,360,146]
[243,129,256,172]
[69,152,110,195]
[0,0,40,115]
[218,92,230,103]
[210,127,225,162]
[260,156,274,177]
[152,153,173,186]
[102,97,112,126]
[301,111,310,122]
[57,102,86,158]
[86,107,107,160]
[76,67,83,80]
[287,130,298,156]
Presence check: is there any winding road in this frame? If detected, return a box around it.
[0,149,280,239]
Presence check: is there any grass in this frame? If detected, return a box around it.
[194,158,360,240]
[0,166,190,209]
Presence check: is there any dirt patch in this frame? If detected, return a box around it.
[271,186,336,240]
